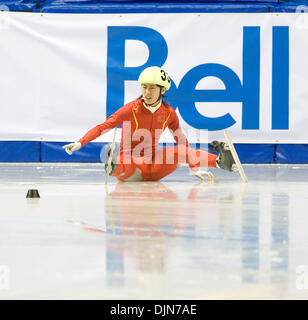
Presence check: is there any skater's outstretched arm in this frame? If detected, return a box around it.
[78,107,127,147]
[63,105,130,155]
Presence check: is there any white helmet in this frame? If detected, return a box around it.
[138,66,171,90]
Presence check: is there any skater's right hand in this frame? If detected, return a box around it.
[62,142,82,155]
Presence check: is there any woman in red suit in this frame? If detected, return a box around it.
[63,66,235,182]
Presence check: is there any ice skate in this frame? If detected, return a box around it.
[209,141,238,172]
[104,142,119,175]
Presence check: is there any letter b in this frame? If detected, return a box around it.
[106,26,168,117]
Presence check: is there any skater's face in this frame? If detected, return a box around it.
[141,84,166,106]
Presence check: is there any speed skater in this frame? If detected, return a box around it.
[63,66,236,182]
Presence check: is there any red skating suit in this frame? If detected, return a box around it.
[78,98,217,181]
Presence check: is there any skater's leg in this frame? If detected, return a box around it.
[112,145,219,182]
[140,145,218,181]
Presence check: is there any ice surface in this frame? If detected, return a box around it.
[0,163,308,299]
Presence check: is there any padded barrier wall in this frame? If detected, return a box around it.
[1,141,308,164]
[0,1,307,13]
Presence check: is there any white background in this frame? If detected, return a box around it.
[0,12,308,143]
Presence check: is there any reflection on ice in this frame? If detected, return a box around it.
[0,163,308,299]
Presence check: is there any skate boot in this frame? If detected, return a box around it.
[104,142,119,175]
[209,141,238,172]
